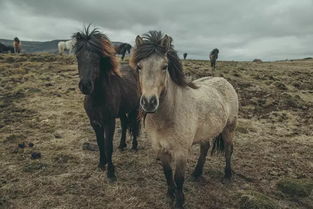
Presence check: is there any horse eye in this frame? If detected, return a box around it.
[162,65,168,70]
[136,65,142,72]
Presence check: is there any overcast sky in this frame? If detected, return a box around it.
[1,0,313,60]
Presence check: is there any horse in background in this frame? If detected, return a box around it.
[73,26,141,182]
[0,42,14,53]
[58,39,76,55]
[112,42,132,60]
[209,48,219,70]
[183,53,187,60]
[131,31,238,209]
[13,37,22,53]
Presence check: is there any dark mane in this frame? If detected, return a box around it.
[14,37,20,43]
[73,25,120,77]
[130,31,197,89]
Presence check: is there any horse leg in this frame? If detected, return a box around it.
[118,114,127,151]
[104,119,117,181]
[121,52,125,61]
[174,156,186,209]
[222,122,236,183]
[158,152,175,202]
[91,122,106,170]
[191,141,210,180]
[129,110,140,150]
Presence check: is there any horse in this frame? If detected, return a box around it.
[0,42,14,53]
[13,37,22,53]
[209,48,219,70]
[112,42,132,60]
[183,53,187,60]
[130,31,238,209]
[73,26,141,182]
[58,39,76,55]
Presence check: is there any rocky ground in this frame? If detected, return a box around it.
[0,53,312,209]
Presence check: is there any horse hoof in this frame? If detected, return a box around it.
[167,191,175,202]
[221,177,232,185]
[118,146,126,151]
[118,144,127,151]
[174,203,185,209]
[131,147,138,152]
[191,172,201,181]
[98,164,106,171]
[191,175,207,184]
[107,175,117,183]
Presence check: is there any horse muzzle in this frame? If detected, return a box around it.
[79,79,94,95]
[140,95,159,113]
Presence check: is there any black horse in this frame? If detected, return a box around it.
[0,42,14,53]
[209,48,219,70]
[183,53,187,60]
[112,42,132,60]
[73,26,141,181]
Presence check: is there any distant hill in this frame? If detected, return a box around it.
[0,39,131,54]
[0,39,66,53]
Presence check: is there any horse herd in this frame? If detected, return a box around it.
[73,26,236,209]
[0,37,22,54]
[57,38,132,61]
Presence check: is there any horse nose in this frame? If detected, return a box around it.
[140,95,159,113]
[79,80,93,95]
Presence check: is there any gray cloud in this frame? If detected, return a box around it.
[0,0,313,60]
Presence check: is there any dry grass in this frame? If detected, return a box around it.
[0,53,313,209]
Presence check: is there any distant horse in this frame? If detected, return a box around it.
[58,39,76,54]
[183,53,187,60]
[0,42,14,53]
[13,37,22,53]
[112,42,132,60]
[131,31,238,209]
[209,48,219,70]
[73,26,141,181]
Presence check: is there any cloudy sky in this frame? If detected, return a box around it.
[0,0,313,60]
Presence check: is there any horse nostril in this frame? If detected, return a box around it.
[141,97,148,106]
[150,96,157,106]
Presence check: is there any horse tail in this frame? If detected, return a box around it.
[211,133,224,155]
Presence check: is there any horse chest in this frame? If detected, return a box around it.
[84,97,120,122]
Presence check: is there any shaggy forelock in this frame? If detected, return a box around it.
[73,25,110,56]
[131,31,198,89]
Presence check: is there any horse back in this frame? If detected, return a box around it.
[194,77,238,121]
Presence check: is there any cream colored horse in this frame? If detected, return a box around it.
[130,31,238,209]
[58,39,76,55]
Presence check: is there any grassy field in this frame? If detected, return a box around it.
[0,53,312,209]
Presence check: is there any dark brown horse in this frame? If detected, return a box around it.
[209,48,219,70]
[73,26,141,181]
[112,42,132,60]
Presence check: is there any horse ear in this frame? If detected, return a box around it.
[74,32,82,41]
[135,35,144,47]
[161,35,172,50]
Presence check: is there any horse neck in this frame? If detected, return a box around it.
[92,70,120,99]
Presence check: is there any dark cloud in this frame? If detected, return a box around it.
[0,0,313,60]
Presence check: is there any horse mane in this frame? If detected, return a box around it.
[14,37,20,44]
[72,25,120,77]
[210,48,219,56]
[130,31,197,89]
